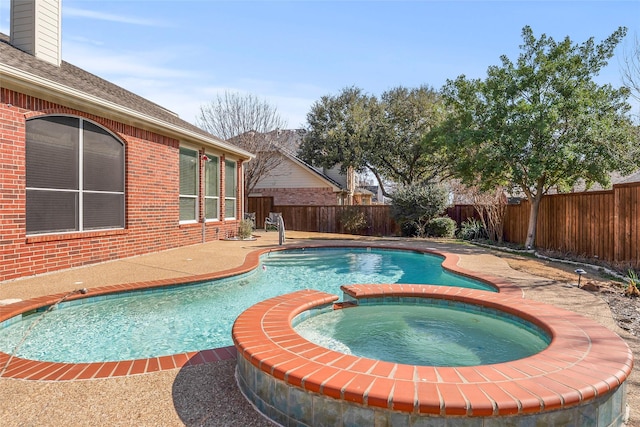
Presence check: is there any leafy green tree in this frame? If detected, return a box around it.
[300,86,375,179]
[438,26,638,249]
[390,183,448,237]
[300,86,448,197]
[371,86,449,188]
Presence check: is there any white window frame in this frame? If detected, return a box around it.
[204,153,220,222]
[179,145,199,224]
[224,159,237,220]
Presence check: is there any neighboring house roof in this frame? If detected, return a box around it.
[269,130,345,189]
[619,170,640,184]
[555,170,640,193]
[268,128,306,153]
[237,129,347,192]
[279,148,345,191]
[0,33,253,160]
[362,185,381,201]
[354,187,374,197]
[479,169,640,202]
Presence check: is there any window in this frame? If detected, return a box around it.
[224,160,237,219]
[26,116,125,235]
[204,154,219,220]
[179,147,198,222]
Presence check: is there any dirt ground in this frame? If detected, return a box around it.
[491,250,639,425]
[497,252,640,337]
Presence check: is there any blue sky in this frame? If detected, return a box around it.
[1,1,639,128]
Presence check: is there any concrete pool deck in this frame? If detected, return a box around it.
[0,231,637,426]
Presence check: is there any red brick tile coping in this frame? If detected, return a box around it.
[233,284,633,425]
[0,244,520,381]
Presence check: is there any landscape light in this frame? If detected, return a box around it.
[575,268,586,287]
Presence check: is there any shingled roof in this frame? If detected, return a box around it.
[0,33,252,159]
[231,129,346,190]
[619,170,640,184]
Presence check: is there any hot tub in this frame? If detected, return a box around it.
[232,284,633,426]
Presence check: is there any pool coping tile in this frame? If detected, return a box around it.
[233,283,633,417]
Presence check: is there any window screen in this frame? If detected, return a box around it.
[224,160,237,219]
[204,155,219,220]
[26,116,79,190]
[26,190,78,234]
[179,147,198,222]
[83,121,125,192]
[84,193,125,229]
[26,116,125,234]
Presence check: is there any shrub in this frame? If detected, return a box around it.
[458,218,487,240]
[400,221,420,237]
[238,219,254,239]
[425,216,457,238]
[339,207,369,234]
[390,183,448,237]
[625,269,639,298]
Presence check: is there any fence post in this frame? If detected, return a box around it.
[614,185,620,265]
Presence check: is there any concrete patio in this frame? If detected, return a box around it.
[0,231,637,426]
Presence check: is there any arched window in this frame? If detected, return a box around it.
[26,116,125,234]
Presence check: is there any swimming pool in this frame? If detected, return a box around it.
[0,247,493,363]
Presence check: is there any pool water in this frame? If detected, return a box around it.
[294,304,550,366]
[0,248,493,363]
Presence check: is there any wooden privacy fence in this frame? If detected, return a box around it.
[503,182,639,269]
[248,181,639,268]
[247,198,400,236]
[454,182,640,269]
[446,205,480,226]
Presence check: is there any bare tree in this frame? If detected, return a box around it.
[621,34,640,103]
[456,183,508,243]
[471,187,507,243]
[196,91,288,203]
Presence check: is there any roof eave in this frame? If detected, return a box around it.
[1,63,254,160]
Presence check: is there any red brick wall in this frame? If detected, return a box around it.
[0,89,240,282]
[256,187,338,206]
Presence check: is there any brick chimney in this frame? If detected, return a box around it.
[10,0,62,66]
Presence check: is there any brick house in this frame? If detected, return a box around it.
[0,0,253,282]
[245,129,373,206]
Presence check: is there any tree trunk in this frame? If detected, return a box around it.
[525,196,542,249]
